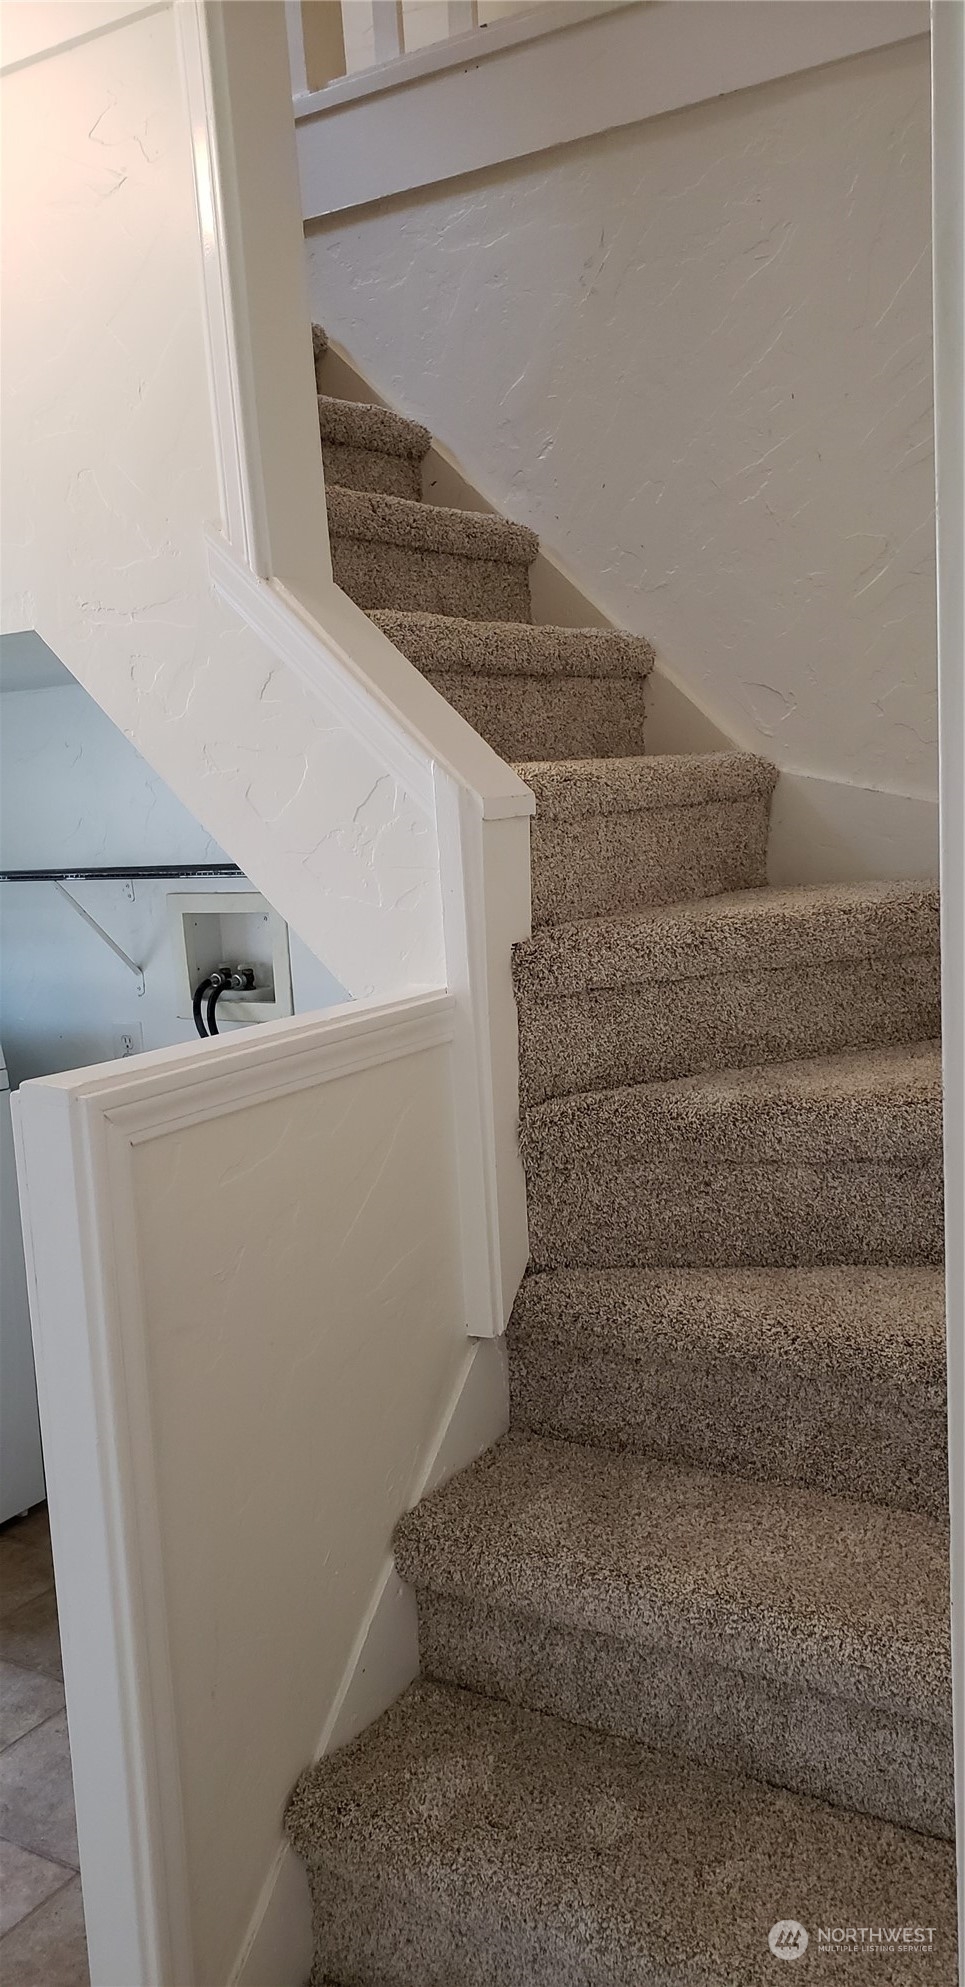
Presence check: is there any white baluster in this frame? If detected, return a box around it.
[284,0,309,95]
[371,0,405,62]
[444,1,478,33]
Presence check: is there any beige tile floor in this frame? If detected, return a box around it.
[0,1505,89,1984]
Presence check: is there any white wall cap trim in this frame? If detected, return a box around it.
[207,530,535,822]
[25,993,456,1131]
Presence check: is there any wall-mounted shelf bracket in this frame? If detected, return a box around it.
[53,883,146,997]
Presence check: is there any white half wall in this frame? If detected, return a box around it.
[306,33,939,869]
[15,994,509,1987]
[127,1028,465,1987]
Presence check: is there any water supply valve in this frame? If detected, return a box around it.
[193,962,256,1038]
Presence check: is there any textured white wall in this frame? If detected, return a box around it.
[1,2,443,1005]
[0,679,229,876]
[306,38,937,800]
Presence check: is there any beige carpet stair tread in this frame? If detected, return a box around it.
[508,1266,948,1515]
[526,752,774,924]
[520,749,777,818]
[514,881,941,1100]
[368,608,656,679]
[394,1432,950,1722]
[285,1684,958,1987]
[295,330,952,1976]
[318,393,431,461]
[513,879,940,996]
[510,1264,947,1390]
[326,483,538,563]
[521,1040,943,1169]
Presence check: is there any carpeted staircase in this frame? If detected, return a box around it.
[286,333,955,1983]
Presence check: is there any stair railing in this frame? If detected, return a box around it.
[288,0,494,97]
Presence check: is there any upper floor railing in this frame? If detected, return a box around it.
[287,0,534,97]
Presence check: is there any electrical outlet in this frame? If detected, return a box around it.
[112,1024,143,1059]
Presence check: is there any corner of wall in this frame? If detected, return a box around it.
[643,663,736,758]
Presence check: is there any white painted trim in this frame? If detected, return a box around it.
[176,0,263,570]
[232,1844,313,1987]
[295,0,629,114]
[296,0,930,220]
[320,1334,507,1748]
[434,773,531,1333]
[284,0,309,98]
[13,993,457,1987]
[372,0,405,64]
[930,0,965,1947]
[32,990,455,1120]
[13,1088,193,1987]
[178,0,331,592]
[435,777,498,1334]
[445,0,479,40]
[436,776,506,1335]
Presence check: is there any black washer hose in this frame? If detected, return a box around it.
[204,981,226,1037]
[193,974,218,1039]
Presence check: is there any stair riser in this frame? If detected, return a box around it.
[417,1593,954,1840]
[523,1161,944,1270]
[516,956,942,1104]
[323,441,421,501]
[509,1343,948,1515]
[424,670,649,762]
[530,798,769,926]
[331,535,532,622]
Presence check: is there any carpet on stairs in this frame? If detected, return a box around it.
[285,335,953,1987]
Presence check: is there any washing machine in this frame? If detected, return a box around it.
[0,1043,45,1522]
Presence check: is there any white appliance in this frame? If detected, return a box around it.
[0,1043,45,1521]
